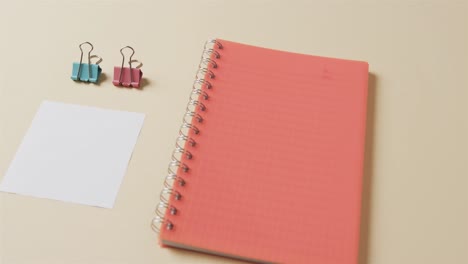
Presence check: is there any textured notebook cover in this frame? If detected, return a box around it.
[160,39,369,264]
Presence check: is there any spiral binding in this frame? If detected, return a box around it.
[151,39,223,233]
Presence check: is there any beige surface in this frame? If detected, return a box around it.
[0,0,467,263]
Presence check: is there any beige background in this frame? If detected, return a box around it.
[0,0,467,263]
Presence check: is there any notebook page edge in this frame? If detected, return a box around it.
[162,239,277,264]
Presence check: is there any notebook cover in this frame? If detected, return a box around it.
[160,39,369,264]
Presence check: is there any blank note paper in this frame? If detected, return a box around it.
[0,101,145,208]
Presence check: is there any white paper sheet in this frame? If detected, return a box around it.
[0,101,145,208]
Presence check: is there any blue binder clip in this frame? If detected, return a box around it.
[71,42,102,83]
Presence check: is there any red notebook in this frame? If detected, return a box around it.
[153,39,369,264]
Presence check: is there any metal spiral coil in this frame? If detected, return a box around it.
[152,39,223,233]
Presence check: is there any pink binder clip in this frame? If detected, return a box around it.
[113,46,143,88]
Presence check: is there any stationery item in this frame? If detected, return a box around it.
[0,101,145,208]
[152,39,369,264]
[113,46,143,88]
[71,42,103,83]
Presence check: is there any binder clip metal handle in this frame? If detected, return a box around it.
[119,46,134,85]
[113,46,143,88]
[71,42,102,83]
